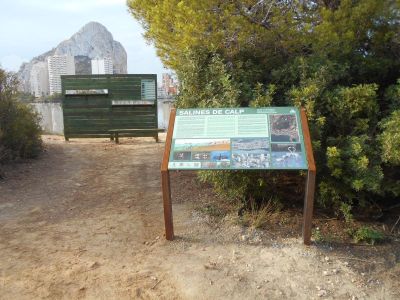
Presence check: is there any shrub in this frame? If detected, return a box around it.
[129,0,400,220]
[0,68,42,167]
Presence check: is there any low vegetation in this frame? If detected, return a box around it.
[129,1,400,231]
[0,68,42,174]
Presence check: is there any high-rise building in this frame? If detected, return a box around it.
[91,57,113,75]
[30,62,49,97]
[48,55,75,95]
[161,73,178,96]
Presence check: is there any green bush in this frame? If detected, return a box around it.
[129,0,400,219]
[0,68,42,166]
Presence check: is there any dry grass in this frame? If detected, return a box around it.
[241,197,281,229]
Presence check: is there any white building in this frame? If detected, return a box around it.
[91,57,113,75]
[30,62,49,97]
[48,55,75,95]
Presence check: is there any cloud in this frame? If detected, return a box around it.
[17,0,127,13]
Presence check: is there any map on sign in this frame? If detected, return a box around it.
[168,107,308,170]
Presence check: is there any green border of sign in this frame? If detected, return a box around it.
[168,107,308,170]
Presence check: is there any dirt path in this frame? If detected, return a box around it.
[0,135,399,299]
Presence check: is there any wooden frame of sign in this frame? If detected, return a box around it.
[161,107,316,245]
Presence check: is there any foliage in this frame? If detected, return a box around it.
[0,68,42,166]
[352,226,385,244]
[128,0,400,218]
[378,110,400,166]
[175,49,240,108]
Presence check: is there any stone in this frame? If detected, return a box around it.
[18,22,127,93]
[317,289,327,297]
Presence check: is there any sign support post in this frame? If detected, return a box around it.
[300,108,316,245]
[161,109,176,240]
[161,107,315,245]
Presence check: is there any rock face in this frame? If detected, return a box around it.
[74,56,92,75]
[18,22,127,93]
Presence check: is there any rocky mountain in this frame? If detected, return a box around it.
[18,22,127,93]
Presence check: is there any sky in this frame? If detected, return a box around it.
[0,0,167,79]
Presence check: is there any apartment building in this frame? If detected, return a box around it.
[30,61,49,97]
[91,57,113,75]
[48,55,75,95]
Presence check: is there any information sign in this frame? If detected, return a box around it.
[161,106,316,245]
[168,107,308,170]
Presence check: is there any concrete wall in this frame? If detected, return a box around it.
[157,99,174,129]
[30,102,64,135]
[30,100,174,135]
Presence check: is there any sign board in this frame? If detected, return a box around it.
[168,107,308,170]
[141,79,156,100]
[161,107,316,245]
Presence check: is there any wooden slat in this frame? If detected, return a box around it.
[109,128,164,132]
[64,108,110,114]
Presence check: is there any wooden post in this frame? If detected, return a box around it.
[115,133,119,144]
[161,109,176,240]
[161,170,174,240]
[300,108,316,245]
[303,170,316,245]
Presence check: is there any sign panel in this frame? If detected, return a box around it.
[141,79,156,100]
[168,107,308,170]
[65,89,108,95]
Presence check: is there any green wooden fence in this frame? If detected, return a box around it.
[61,74,159,141]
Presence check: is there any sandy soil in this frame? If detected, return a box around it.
[0,135,399,300]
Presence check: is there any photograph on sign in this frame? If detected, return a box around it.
[231,138,271,168]
[269,114,300,142]
[271,143,306,168]
[173,139,230,151]
[192,152,211,161]
[168,107,308,170]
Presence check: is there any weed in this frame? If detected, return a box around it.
[197,203,226,218]
[241,197,280,229]
[352,226,385,245]
[312,227,336,243]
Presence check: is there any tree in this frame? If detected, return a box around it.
[128,0,400,218]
